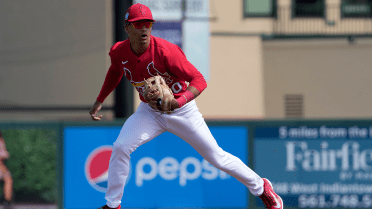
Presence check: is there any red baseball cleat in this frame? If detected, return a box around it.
[98,205,121,209]
[259,178,284,209]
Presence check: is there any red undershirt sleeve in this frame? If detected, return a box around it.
[96,50,124,103]
[164,45,207,93]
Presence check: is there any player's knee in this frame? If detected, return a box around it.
[204,152,229,170]
[209,159,225,170]
[113,141,134,157]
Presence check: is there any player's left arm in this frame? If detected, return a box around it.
[165,45,207,110]
[170,85,200,109]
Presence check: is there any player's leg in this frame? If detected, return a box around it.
[167,101,263,194]
[104,102,166,208]
[167,101,283,209]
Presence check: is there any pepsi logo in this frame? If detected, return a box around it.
[85,146,132,193]
[85,146,112,192]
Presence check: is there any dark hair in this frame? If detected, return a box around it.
[0,130,2,137]
[123,22,131,28]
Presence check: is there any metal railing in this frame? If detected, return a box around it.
[273,4,372,36]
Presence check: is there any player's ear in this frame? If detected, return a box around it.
[124,24,129,33]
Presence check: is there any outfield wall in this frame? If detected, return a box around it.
[2,119,372,208]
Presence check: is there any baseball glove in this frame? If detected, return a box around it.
[143,75,174,114]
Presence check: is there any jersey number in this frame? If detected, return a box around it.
[171,82,182,93]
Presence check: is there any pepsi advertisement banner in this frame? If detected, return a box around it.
[254,125,372,208]
[63,126,248,208]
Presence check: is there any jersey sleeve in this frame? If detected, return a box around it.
[96,46,124,103]
[164,45,207,93]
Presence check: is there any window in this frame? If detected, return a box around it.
[342,0,372,18]
[244,0,276,17]
[293,0,325,18]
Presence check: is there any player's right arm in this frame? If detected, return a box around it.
[89,100,103,121]
[89,44,124,121]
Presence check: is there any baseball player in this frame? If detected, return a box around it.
[90,3,284,209]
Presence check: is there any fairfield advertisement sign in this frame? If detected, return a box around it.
[254,125,372,209]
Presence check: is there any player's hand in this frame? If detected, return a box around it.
[170,98,179,110]
[89,100,103,121]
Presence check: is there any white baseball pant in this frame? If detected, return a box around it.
[105,100,264,208]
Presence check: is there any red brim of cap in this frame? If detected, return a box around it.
[126,17,156,22]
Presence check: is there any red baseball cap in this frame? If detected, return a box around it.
[125,3,155,23]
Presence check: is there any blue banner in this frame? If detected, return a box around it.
[152,21,182,48]
[255,125,372,208]
[63,126,248,208]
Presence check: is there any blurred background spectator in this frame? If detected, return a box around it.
[0,130,13,209]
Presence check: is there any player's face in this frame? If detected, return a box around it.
[125,20,153,46]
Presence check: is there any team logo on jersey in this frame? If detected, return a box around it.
[85,145,132,193]
[121,61,177,95]
[123,67,145,88]
[147,62,173,84]
[122,65,146,95]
